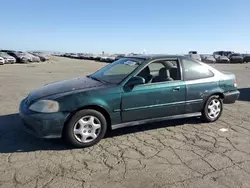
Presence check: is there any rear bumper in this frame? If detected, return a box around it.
[223,90,240,104]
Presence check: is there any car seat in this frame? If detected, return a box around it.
[169,67,178,80]
[137,66,153,83]
[152,68,174,82]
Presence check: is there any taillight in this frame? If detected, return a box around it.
[234,79,237,88]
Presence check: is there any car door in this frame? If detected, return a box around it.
[121,59,186,122]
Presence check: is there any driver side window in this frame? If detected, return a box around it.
[136,60,181,84]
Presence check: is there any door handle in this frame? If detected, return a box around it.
[172,86,180,91]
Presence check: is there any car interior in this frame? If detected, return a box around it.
[137,60,180,84]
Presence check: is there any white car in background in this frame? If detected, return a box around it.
[0,57,5,65]
[188,51,202,61]
[100,56,109,62]
[0,52,16,64]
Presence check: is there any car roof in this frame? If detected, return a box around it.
[124,54,186,60]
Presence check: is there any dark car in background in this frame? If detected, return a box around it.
[229,53,243,63]
[19,55,240,148]
[114,54,126,61]
[213,51,234,57]
[242,54,250,63]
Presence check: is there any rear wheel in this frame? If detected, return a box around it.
[63,109,107,148]
[202,95,223,122]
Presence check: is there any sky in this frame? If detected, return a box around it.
[1,0,250,54]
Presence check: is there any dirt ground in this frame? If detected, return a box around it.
[0,56,250,188]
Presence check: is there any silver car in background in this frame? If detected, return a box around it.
[215,55,230,63]
[0,52,16,64]
[201,55,216,64]
[0,57,5,65]
[21,52,41,62]
[188,51,202,61]
[30,52,48,62]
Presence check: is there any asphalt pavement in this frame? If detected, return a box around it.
[0,58,250,188]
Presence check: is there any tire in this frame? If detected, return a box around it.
[202,95,223,122]
[63,109,107,148]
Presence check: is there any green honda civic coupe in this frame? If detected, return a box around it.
[19,55,240,147]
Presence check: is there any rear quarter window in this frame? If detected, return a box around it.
[182,59,214,81]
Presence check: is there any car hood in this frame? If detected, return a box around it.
[27,76,109,104]
[219,56,229,60]
[0,54,13,59]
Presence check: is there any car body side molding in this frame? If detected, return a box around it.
[111,112,201,130]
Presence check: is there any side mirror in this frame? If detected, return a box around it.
[126,76,145,87]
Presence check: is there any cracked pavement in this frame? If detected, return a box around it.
[0,57,250,188]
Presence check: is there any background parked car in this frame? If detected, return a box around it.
[0,52,16,64]
[106,56,116,63]
[1,50,29,63]
[22,52,41,62]
[30,52,50,61]
[201,55,216,64]
[0,57,5,65]
[100,56,109,62]
[188,51,202,61]
[229,53,243,64]
[114,54,125,61]
[213,51,234,57]
[215,55,230,63]
[242,54,250,63]
[94,55,102,61]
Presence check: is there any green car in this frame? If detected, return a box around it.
[19,55,240,147]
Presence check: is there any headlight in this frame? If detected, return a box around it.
[29,100,59,113]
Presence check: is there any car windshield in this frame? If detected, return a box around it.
[190,51,197,54]
[90,57,145,84]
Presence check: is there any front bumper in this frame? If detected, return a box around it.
[5,59,16,64]
[216,59,229,63]
[19,99,70,138]
[223,90,240,104]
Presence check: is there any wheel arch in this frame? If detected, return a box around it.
[63,105,112,132]
[203,92,224,109]
[210,92,224,99]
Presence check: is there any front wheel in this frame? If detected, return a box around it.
[202,95,223,122]
[63,109,107,148]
